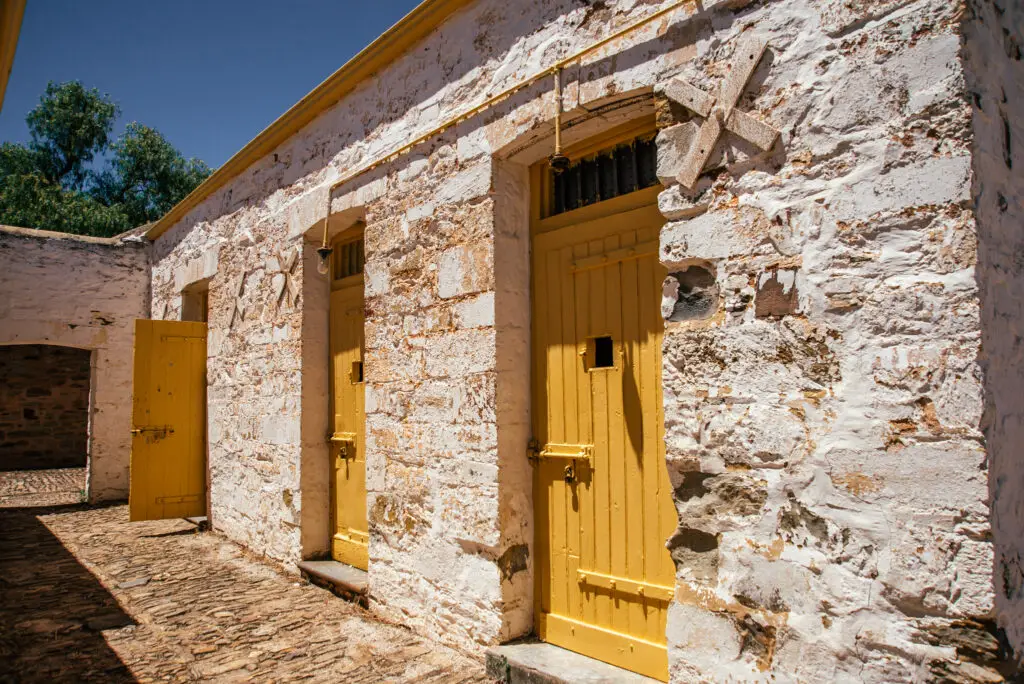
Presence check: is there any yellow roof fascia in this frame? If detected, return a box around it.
[146,0,474,242]
[0,0,25,113]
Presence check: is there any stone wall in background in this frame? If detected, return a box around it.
[0,227,150,501]
[965,0,1024,663]
[0,344,91,471]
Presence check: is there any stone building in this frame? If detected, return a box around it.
[2,0,1023,680]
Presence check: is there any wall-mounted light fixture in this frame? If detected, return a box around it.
[316,216,333,275]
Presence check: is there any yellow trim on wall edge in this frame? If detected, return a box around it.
[0,0,25,113]
[145,0,475,242]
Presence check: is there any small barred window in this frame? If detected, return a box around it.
[550,134,658,217]
[333,238,365,280]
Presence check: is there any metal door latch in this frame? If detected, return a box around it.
[564,463,576,484]
[330,432,357,459]
[131,426,174,438]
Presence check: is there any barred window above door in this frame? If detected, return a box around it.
[333,238,365,281]
[549,134,658,217]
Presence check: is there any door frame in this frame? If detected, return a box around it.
[528,116,672,680]
[327,222,368,567]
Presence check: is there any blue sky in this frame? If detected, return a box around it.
[0,1,422,168]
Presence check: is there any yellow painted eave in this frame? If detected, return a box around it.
[0,0,25,113]
[146,0,475,242]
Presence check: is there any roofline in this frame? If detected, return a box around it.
[146,0,474,242]
[0,0,25,113]
[0,224,140,246]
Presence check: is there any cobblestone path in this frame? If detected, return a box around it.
[0,468,86,507]
[0,470,490,683]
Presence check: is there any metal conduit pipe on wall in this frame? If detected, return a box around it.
[318,0,700,250]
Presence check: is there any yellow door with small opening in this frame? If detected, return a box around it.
[330,236,368,569]
[533,189,677,681]
[130,319,207,521]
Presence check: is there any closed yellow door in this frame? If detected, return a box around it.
[130,319,207,522]
[533,195,676,681]
[330,237,368,569]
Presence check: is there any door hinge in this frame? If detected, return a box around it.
[527,438,541,465]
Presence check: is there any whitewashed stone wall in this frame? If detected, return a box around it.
[149,0,1011,678]
[0,227,149,502]
[654,0,1008,680]
[965,0,1024,664]
[149,0,712,650]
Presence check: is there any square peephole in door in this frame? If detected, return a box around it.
[587,336,615,370]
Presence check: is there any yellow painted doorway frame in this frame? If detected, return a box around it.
[530,118,677,681]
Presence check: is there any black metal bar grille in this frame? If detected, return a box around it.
[551,135,658,217]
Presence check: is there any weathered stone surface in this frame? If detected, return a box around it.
[0,228,149,502]
[965,0,1024,663]
[0,479,488,683]
[655,0,1008,679]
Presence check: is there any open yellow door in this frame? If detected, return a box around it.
[129,319,207,521]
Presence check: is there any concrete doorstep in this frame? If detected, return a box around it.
[486,641,660,684]
[297,560,368,606]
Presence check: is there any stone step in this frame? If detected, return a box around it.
[297,560,368,605]
[486,641,659,684]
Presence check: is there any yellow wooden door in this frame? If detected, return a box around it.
[533,197,677,681]
[129,319,207,522]
[329,241,368,569]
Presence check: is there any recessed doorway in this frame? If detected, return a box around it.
[0,344,91,472]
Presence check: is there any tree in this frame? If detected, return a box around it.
[0,81,212,237]
[26,81,119,191]
[94,123,211,228]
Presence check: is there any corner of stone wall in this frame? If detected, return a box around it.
[963,0,1024,670]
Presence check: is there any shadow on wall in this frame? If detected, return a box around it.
[0,502,136,682]
[964,0,1024,663]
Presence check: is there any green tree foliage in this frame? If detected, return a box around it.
[26,81,119,190]
[94,123,211,228]
[0,81,212,237]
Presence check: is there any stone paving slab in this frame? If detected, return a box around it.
[0,470,490,683]
[0,468,86,508]
[486,642,659,683]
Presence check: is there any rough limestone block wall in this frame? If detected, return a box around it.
[654,0,1008,680]
[0,228,150,501]
[151,224,306,563]
[149,0,719,652]
[0,344,91,470]
[358,158,509,648]
[964,0,1024,660]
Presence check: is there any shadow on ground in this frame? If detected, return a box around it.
[0,503,136,684]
